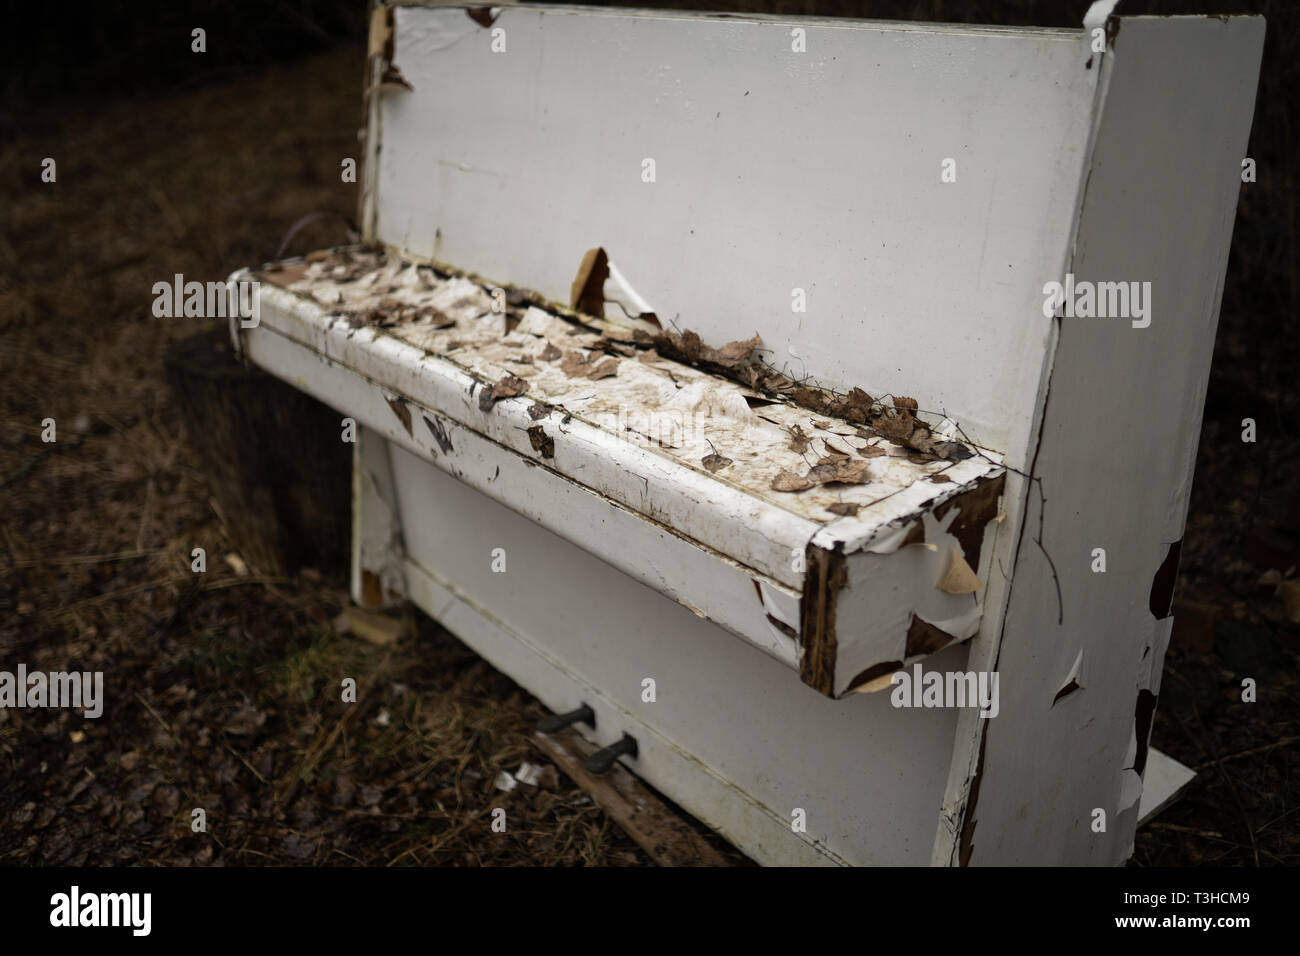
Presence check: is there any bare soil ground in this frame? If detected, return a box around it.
[0,47,662,866]
[2,21,1297,866]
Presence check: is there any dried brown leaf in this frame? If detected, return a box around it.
[679,330,704,362]
[597,337,637,356]
[586,357,620,380]
[872,410,916,443]
[494,373,527,398]
[908,428,937,456]
[478,373,528,411]
[707,334,762,367]
[759,371,794,394]
[527,425,554,458]
[806,458,871,486]
[771,470,813,492]
[793,387,830,415]
[846,387,874,411]
[560,350,590,377]
[936,441,975,462]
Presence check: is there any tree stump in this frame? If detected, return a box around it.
[164,326,350,579]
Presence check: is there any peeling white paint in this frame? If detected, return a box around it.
[1056,648,1085,702]
[254,253,1003,553]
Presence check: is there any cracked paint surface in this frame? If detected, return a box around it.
[260,250,1004,536]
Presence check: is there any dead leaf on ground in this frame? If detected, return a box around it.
[536,765,560,790]
[702,453,732,473]
[1277,579,1300,623]
[224,703,267,736]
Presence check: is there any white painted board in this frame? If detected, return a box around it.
[370,5,1099,460]
[935,15,1264,866]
